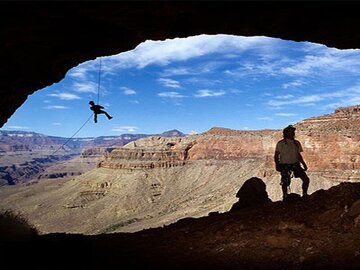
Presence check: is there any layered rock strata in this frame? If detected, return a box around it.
[100,106,360,183]
[99,137,194,169]
[1,106,359,234]
[36,147,113,181]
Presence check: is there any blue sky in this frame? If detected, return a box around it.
[3,34,360,138]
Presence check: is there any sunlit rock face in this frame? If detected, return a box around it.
[98,105,360,202]
[1,106,359,234]
[101,106,360,182]
[2,2,360,126]
[296,105,360,181]
[297,105,360,133]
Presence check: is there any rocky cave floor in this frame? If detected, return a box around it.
[2,182,360,270]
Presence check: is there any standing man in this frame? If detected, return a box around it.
[89,101,113,123]
[274,125,310,201]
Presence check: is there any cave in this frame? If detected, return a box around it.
[2,2,360,269]
[2,1,360,127]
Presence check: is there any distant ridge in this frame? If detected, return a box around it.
[0,129,185,153]
[204,127,276,136]
[205,104,360,135]
[0,129,185,185]
[157,129,185,137]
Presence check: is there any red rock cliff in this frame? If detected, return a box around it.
[99,106,360,181]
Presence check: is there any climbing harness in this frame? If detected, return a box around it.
[280,164,296,194]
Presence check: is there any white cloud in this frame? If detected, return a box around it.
[194,90,226,98]
[268,94,323,107]
[161,67,192,76]
[197,61,228,74]
[52,122,62,126]
[157,78,181,88]
[282,80,305,89]
[324,96,360,110]
[280,51,360,77]
[6,125,29,130]
[258,117,273,120]
[274,95,295,100]
[48,92,81,100]
[224,70,234,75]
[100,34,280,71]
[68,66,89,80]
[130,100,140,104]
[158,92,185,98]
[112,126,138,132]
[280,55,331,76]
[73,82,97,94]
[70,35,360,91]
[121,87,137,95]
[44,105,69,109]
[275,113,297,117]
[67,59,102,77]
[185,77,223,87]
[268,83,360,108]
[226,58,291,78]
[221,43,360,81]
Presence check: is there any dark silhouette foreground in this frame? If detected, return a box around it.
[89,101,112,123]
[2,182,360,270]
[230,177,271,211]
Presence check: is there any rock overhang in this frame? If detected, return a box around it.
[2,1,360,126]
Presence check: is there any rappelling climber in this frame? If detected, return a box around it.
[89,101,113,123]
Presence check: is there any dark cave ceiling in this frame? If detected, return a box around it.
[1,1,360,127]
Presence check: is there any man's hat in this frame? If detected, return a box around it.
[89,101,95,105]
[283,125,296,134]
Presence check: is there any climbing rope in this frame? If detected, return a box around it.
[49,58,103,157]
[97,58,102,104]
[50,114,93,156]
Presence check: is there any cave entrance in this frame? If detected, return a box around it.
[4,34,360,139]
[1,34,360,234]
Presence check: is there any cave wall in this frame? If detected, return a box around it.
[1,1,360,127]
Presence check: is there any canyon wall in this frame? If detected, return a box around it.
[99,106,360,182]
[1,106,359,234]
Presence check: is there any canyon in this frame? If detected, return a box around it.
[2,3,360,268]
[0,129,184,185]
[0,105,359,235]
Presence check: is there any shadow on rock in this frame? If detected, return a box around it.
[283,193,303,203]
